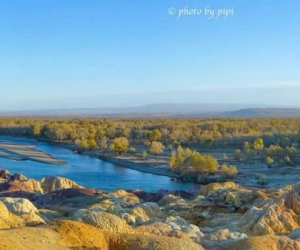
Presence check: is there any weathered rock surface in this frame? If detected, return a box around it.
[0,220,204,250]
[40,177,83,194]
[227,235,300,250]
[199,182,237,196]
[0,201,23,229]
[239,183,300,236]
[75,211,134,233]
[0,197,44,225]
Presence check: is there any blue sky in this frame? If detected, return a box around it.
[0,0,299,110]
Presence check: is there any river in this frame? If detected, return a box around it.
[0,137,193,192]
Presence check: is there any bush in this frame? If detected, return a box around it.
[221,165,238,179]
[142,151,148,159]
[258,174,268,185]
[266,157,274,168]
[128,147,136,154]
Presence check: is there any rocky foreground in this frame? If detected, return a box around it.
[1,170,300,249]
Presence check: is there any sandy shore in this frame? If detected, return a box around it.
[0,142,67,165]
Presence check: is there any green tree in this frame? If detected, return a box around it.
[110,137,129,156]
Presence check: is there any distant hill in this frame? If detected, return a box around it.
[1,104,300,118]
[219,108,300,118]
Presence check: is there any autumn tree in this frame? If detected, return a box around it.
[80,139,89,150]
[98,136,109,153]
[88,139,98,150]
[150,141,164,156]
[266,157,274,168]
[110,137,129,156]
[149,129,162,142]
[254,138,264,155]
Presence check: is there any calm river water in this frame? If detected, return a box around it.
[0,137,192,192]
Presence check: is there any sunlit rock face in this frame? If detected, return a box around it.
[40,177,83,194]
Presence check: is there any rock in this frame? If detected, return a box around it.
[182,224,204,238]
[0,179,43,198]
[34,188,100,207]
[106,229,204,250]
[227,235,300,250]
[40,177,82,194]
[110,189,129,197]
[158,194,187,207]
[204,228,247,241]
[11,173,27,182]
[0,220,204,250]
[0,169,12,180]
[284,182,300,215]
[75,211,134,233]
[122,212,136,225]
[199,182,237,197]
[0,197,44,225]
[137,222,190,240]
[201,213,242,231]
[133,190,164,202]
[239,200,299,235]
[0,201,23,229]
[129,202,164,224]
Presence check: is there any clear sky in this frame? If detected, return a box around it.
[0,0,299,110]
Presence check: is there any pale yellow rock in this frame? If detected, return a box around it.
[40,177,82,194]
[0,220,204,250]
[0,197,44,225]
[227,235,300,250]
[199,182,237,196]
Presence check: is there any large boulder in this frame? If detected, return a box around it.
[158,194,187,207]
[40,177,82,194]
[129,202,164,224]
[0,201,23,229]
[0,197,44,225]
[226,235,300,250]
[199,182,237,197]
[75,211,134,233]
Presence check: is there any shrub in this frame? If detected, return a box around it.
[221,165,238,179]
[142,151,148,159]
[128,147,136,154]
[258,174,268,185]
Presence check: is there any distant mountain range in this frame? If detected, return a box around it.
[1,103,300,118]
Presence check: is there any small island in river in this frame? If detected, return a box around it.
[0,142,67,165]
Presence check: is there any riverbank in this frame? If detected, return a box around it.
[37,138,180,179]
[81,151,179,178]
